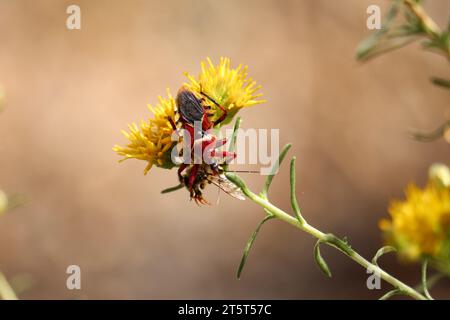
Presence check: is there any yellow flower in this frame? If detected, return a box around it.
[183,57,265,125]
[0,190,7,215]
[113,90,177,174]
[379,183,450,263]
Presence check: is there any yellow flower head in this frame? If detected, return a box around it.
[183,57,265,125]
[0,190,7,215]
[379,183,450,263]
[113,90,177,174]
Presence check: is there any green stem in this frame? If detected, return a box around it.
[403,0,450,59]
[227,173,428,300]
[421,259,434,300]
[403,0,440,36]
[415,272,444,294]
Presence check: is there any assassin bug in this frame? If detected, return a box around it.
[167,86,239,204]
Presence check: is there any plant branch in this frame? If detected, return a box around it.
[226,171,428,300]
[415,272,445,293]
[403,0,450,59]
[403,0,440,37]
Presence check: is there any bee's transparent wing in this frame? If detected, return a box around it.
[208,174,245,201]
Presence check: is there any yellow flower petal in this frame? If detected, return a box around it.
[183,57,265,125]
[380,182,450,263]
[113,91,177,173]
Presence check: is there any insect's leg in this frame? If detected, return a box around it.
[188,164,199,194]
[167,116,177,130]
[192,183,209,206]
[212,104,227,126]
[168,116,185,140]
[208,138,236,162]
[210,151,237,163]
[214,138,227,148]
[178,163,188,183]
[200,89,220,107]
[200,134,216,149]
[191,134,215,163]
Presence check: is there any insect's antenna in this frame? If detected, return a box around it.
[216,181,221,206]
[167,116,182,137]
[224,170,260,174]
[199,86,220,108]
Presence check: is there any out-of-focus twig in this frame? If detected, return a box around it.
[409,119,450,142]
[403,0,440,36]
[403,0,450,59]
[0,272,18,300]
[357,0,450,61]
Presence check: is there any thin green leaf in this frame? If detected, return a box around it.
[372,246,396,266]
[404,6,420,27]
[260,143,292,199]
[237,215,274,279]
[223,117,242,172]
[358,35,419,62]
[431,77,450,89]
[161,184,184,194]
[356,1,400,61]
[314,240,332,278]
[289,157,306,224]
[421,259,434,300]
[228,116,242,153]
[422,38,442,49]
[409,119,450,142]
[225,173,249,196]
[379,289,403,300]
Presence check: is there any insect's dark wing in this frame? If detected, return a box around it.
[177,90,204,124]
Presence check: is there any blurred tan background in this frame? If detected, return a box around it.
[0,0,449,299]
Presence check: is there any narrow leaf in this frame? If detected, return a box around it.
[431,77,450,89]
[356,1,400,61]
[228,116,242,153]
[372,246,396,266]
[409,119,450,142]
[289,157,306,224]
[261,143,292,199]
[314,240,332,278]
[379,289,403,300]
[358,35,419,62]
[161,184,184,194]
[237,215,274,279]
[225,173,249,195]
[223,117,242,172]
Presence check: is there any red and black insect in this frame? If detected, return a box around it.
[167,86,239,204]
